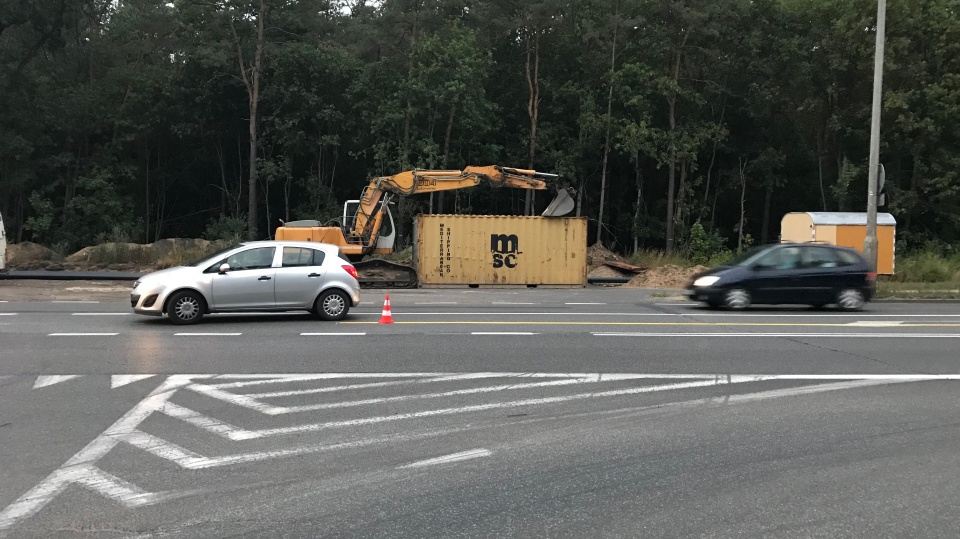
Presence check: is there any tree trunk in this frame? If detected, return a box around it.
[816,125,827,211]
[761,181,772,243]
[144,134,151,243]
[665,30,689,254]
[737,158,748,252]
[525,28,540,215]
[597,6,619,243]
[230,0,267,240]
[633,152,643,254]
[703,97,726,223]
[437,95,458,215]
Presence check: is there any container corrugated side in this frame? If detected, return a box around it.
[415,215,587,286]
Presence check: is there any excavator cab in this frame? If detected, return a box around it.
[343,200,396,251]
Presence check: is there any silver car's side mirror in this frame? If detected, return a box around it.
[219,263,230,274]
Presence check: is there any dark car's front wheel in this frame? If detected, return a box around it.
[837,288,866,311]
[724,288,751,310]
[167,290,206,325]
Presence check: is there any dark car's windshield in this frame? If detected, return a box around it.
[725,246,769,266]
[185,244,243,266]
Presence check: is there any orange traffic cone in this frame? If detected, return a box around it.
[379,294,395,324]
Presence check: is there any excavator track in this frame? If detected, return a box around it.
[353,259,419,288]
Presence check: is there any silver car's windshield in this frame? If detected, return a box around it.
[185,244,243,267]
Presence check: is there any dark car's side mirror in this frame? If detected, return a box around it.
[218,263,231,274]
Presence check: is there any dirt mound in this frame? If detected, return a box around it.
[587,242,626,270]
[587,265,627,279]
[5,242,56,266]
[624,265,708,289]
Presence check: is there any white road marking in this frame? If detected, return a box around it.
[655,303,696,306]
[162,379,743,440]
[0,371,950,534]
[51,300,100,304]
[0,375,195,533]
[0,313,16,316]
[190,377,593,415]
[471,331,537,335]
[206,373,451,390]
[399,449,491,469]
[415,302,458,305]
[123,428,462,470]
[245,373,524,399]
[33,375,82,389]
[566,302,606,305]
[111,375,157,388]
[174,332,242,336]
[300,332,366,336]
[593,332,960,338]
[71,312,131,316]
[846,321,903,326]
[48,332,118,336]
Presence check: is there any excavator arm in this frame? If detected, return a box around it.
[349,165,572,250]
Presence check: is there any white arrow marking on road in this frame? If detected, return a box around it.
[111,375,156,388]
[399,449,491,469]
[33,375,82,389]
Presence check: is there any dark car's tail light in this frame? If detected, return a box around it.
[342,265,359,280]
[866,271,878,282]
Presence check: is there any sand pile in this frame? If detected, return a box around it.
[624,265,708,289]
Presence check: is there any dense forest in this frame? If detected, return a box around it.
[1,0,958,256]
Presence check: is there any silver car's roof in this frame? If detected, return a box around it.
[241,240,341,251]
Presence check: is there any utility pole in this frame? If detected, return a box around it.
[863,0,887,271]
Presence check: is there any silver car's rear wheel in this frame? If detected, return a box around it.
[724,288,751,310]
[837,288,865,311]
[168,290,205,325]
[315,289,350,321]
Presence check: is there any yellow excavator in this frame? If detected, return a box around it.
[274,165,575,286]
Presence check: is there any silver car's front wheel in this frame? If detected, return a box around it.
[315,290,350,321]
[724,288,751,310]
[167,290,205,325]
[837,288,865,311]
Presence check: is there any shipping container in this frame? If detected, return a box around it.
[414,215,587,286]
[780,212,896,274]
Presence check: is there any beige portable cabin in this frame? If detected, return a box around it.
[780,212,896,275]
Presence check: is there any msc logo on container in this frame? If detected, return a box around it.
[490,234,520,269]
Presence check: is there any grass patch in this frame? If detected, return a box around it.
[876,280,960,300]
[889,251,960,283]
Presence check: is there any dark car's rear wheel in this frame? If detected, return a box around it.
[167,290,205,325]
[837,288,866,311]
[724,288,751,310]
[315,289,350,321]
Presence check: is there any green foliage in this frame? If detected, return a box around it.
[686,220,732,266]
[2,0,960,258]
[203,215,247,244]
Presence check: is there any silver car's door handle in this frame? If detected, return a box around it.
[258,276,272,281]
[308,273,321,278]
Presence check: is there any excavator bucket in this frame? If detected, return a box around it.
[541,187,575,217]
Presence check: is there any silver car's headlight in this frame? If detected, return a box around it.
[693,275,720,287]
[132,280,141,290]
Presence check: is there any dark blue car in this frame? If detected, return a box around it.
[687,243,876,310]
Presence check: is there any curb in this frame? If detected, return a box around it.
[0,270,142,281]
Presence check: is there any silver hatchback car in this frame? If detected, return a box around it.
[131,241,361,324]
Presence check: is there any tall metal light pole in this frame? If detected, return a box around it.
[863,0,887,271]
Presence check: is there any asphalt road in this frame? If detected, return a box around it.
[1,288,959,538]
